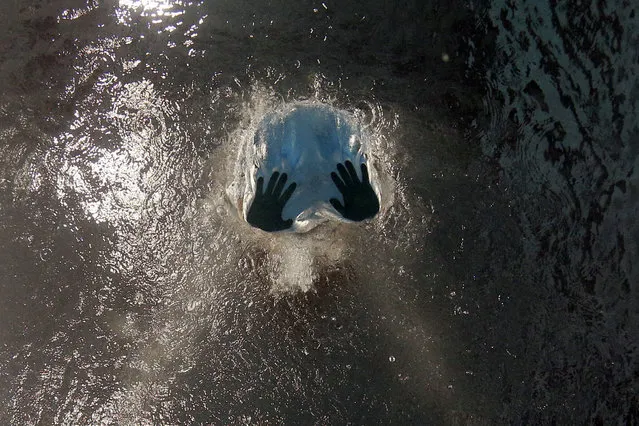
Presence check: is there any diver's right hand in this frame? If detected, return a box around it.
[329,161,379,221]
[247,171,297,232]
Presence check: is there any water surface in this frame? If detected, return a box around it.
[0,0,637,424]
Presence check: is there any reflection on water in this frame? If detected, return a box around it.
[1,0,637,423]
[119,0,176,13]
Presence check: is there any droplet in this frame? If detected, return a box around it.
[187,300,200,311]
[389,355,396,362]
[39,248,52,261]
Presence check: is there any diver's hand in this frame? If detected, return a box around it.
[330,161,380,221]
[247,171,297,232]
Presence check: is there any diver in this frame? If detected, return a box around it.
[247,161,380,232]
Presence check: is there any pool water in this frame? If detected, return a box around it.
[0,0,637,424]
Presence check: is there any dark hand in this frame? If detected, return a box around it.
[330,161,380,221]
[247,171,297,232]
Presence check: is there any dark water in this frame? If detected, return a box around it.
[1,0,637,424]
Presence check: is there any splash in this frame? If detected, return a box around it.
[227,101,382,232]
[203,83,397,293]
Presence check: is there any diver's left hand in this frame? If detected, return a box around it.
[329,161,380,221]
[247,171,297,232]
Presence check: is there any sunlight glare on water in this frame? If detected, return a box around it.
[54,76,179,228]
[118,0,178,16]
